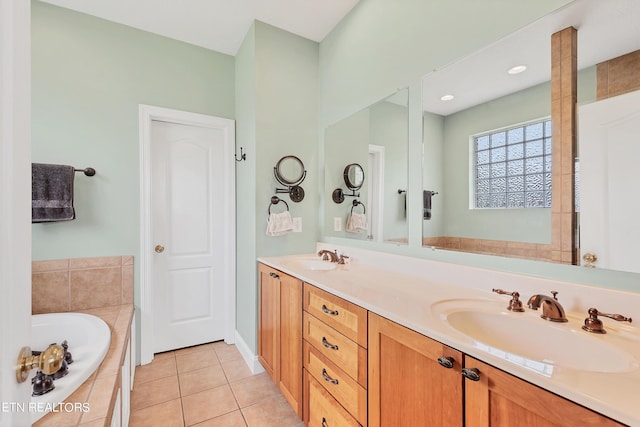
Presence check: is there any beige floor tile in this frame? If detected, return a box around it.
[213,343,242,362]
[177,348,220,374]
[175,342,218,357]
[221,358,253,383]
[154,350,177,361]
[129,398,184,427]
[182,384,239,426]
[179,365,228,397]
[134,356,177,385]
[230,373,280,408]
[192,410,247,427]
[131,375,180,410]
[242,395,303,427]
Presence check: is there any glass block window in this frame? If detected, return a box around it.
[474,119,552,209]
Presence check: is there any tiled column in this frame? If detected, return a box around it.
[551,27,577,264]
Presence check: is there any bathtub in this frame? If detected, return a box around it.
[30,313,111,423]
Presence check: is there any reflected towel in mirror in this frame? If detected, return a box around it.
[346,213,367,233]
[266,211,294,236]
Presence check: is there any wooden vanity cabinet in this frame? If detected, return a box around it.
[257,263,303,417]
[303,284,368,426]
[368,311,625,427]
[464,356,625,427]
[368,312,463,427]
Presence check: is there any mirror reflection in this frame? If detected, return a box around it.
[324,88,409,242]
[421,0,640,269]
[344,163,365,190]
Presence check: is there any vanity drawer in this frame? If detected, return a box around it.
[304,284,367,347]
[304,341,367,425]
[303,312,367,385]
[304,371,361,427]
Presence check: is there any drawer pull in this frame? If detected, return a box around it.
[321,368,339,385]
[437,356,454,369]
[322,417,328,427]
[269,272,279,279]
[321,304,339,316]
[321,337,339,350]
[462,367,481,381]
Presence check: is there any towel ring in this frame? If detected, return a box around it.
[351,199,366,214]
[268,196,289,214]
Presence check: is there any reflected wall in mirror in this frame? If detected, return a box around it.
[324,88,409,242]
[421,0,640,267]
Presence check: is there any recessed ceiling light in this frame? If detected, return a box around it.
[440,94,454,101]
[508,65,527,75]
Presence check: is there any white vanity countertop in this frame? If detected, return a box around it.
[258,245,640,426]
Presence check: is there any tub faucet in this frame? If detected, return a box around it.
[317,249,339,263]
[527,291,568,322]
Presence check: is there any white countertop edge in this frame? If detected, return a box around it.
[258,248,640,426]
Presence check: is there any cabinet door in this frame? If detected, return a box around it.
[258,264,279,382]
[278,272,303,416]
[368,312,463,427]
[464,356,625,427]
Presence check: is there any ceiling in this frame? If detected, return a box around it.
[422,0,640,116]
[40,0,361,56]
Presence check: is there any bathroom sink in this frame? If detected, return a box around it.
[295,259,337,271]
[432,300,639,374]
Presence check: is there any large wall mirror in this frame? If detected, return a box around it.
[420,0,640,272]
[324,88,409,243]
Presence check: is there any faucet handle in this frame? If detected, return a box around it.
[338,254,350,265]
[582,308,632,334]
[492,289,525,312]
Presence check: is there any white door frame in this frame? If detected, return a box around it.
[139,105,236,364]
[0,0,32,425]
[368,144,385,241]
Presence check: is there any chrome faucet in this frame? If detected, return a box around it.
[527,291,568,322]
[317,249,339,263]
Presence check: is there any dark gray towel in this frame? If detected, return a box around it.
[423,190,432,220]
[32,163,76,222]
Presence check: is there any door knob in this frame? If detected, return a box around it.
[16,344,64,383]
[155,244,165,253]
[583,252,597,268]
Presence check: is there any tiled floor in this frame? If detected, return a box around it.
[130,342,304,427]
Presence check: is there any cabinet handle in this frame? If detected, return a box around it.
[269,272,279,279]
[321,304,339,316]
[462,367,481,381]
[321,368,339,385]
[322,417,328,427]
[437,356,454,369]
[321,337,339,350]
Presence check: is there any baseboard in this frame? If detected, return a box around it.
[234,330,265,375]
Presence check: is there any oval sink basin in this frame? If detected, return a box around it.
[296,259,337,271]
[439,307,639,374]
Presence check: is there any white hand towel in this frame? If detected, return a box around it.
[346,213,368,233]
[266,211,294,236]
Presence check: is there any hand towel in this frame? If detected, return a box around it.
[423,190,432,220]
[266,211,294,236]
[346,212,368,233]
[32,163,76,223]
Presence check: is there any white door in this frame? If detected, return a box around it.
[150,119,232,353]
[1,1,32,425]
[579,89,640,273]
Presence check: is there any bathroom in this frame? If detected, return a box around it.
[2,0,640,425]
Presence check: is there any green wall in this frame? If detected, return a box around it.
[235,21,319,353]
[31,2,235,264]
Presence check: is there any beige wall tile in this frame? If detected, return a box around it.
[32,259,69,273]
[32,271,70,314]
[70,256,122,270]
[70,267,121,311]
[122,265,134,304]
[122,256,134,266]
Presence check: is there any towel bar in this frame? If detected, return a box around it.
[74,167,96,177]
